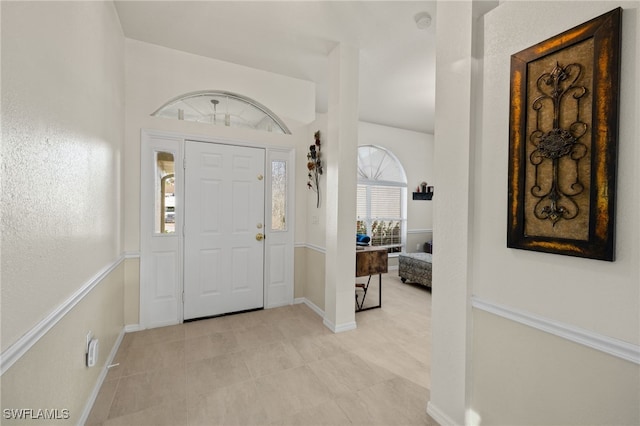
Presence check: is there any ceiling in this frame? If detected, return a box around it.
[114,1,437,134]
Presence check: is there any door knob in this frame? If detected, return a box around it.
[256,233,265,241]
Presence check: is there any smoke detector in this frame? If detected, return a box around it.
[414,12,432,30]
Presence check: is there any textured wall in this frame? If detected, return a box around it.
[296,114,433,317]
[472,309,640,425]
[0,1,126,422]
[1,1,125,351]
[124,258,140,326]
[429,2,476,423]
[123,38,313,253]
[1,264,125,425]
[123,40,311,326]
[470,1,640,424]
[476,0,639,347]
[302,115,328,249]
[304,248,326,311]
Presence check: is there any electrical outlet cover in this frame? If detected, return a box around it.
[87,338,99,367]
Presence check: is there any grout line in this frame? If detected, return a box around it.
[92,276,433,424]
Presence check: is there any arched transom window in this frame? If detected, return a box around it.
[151,90,291,134]
[356,145,407,253]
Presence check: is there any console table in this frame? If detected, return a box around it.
[355,247,388,311]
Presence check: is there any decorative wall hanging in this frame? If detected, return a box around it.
[307,130,323,208]
[507,8,621,261]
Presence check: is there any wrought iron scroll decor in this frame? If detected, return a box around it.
[530,62,588,226]
[507,8,621,261]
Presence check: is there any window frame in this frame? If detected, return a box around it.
[356,145,408,254]
[151,90,291,135]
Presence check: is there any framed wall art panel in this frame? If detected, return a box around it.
[507,8,621,261]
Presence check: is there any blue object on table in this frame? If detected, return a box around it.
[356,234,371,246]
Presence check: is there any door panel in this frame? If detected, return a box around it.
[199,249,221,295]
[201,180,221,232]
[140,134,184,329]
[153,252,177,298]
[264,150,295,308]
[184,141,265,320]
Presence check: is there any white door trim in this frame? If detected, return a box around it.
[139,129,295,328]
[140,132,184,329]
[264,149,296,309]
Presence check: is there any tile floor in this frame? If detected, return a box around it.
[87,273,437,425]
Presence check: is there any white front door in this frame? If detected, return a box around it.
[183,141,266,320]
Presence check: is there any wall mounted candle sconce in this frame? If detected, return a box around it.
[307,131,323,208]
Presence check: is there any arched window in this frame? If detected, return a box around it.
[151,90,291,134]
[356,145,407,253]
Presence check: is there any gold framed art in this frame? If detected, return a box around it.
[507,8,622,261]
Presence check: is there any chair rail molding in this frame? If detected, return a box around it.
[472,296,640,365]
[294,242,326,254]
[0,255,126,375]
[407,228,433,234]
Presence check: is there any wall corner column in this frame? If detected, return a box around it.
[428,1,477,425]
[323,43,359,332]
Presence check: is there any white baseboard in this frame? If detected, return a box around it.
[322,318,336,332]
[296,297,356,333]
[295,297,325,319]
[323,318,357,333]
[124,324,143,333]
[427,401,459,426]
[78,327,126,426]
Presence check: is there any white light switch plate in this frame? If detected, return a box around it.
[87,338,99,367]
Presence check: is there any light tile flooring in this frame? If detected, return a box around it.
[87,273,437,425]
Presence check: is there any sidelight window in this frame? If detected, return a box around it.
[155,151,175,234]
[271,160,287,231]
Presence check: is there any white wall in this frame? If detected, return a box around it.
[428,2,477,423]
[123,39,314,324]
[1,2,126,423]
[323,43,359,331]
[294,116,328,309]
[1,1,125,351]
[470,3,640,423]
[124,39,314,252]
[476,0,639,344]
[298,119,434,247]
[301,115,329,250]
[431,1,640,424]
[294,115,434,310]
